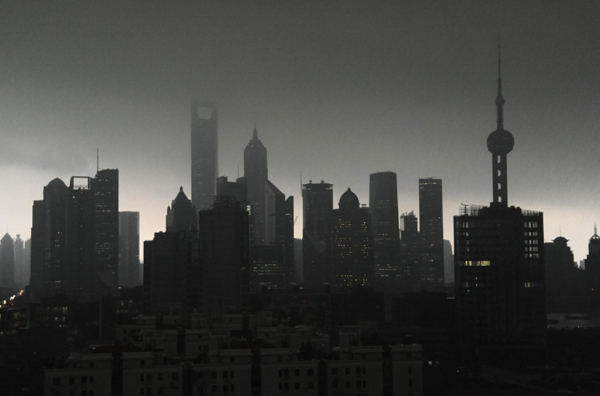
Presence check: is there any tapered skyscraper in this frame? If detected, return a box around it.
[244,126,268,245]
[191,101,218,211]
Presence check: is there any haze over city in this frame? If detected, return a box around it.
[1,0,599,261]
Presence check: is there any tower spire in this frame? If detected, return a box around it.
[253,122,258,140]
[495,37,505,130]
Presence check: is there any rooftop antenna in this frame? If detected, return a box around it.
[237,163,240,179]
[97,148,99,172]
[496,34,505,130]
[559,225,562,237]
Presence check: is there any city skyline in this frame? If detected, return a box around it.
[1,1,600,261]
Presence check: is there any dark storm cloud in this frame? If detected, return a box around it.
[1,0,600,260]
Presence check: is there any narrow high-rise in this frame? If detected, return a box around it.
[0,233,15,288]
[454,47,545,358]
[244,126,268,245]
[302,181,333,288]
[191,101,218,211]
[119,211,140,287]
[369,172,400,292]
[419,178,444,290]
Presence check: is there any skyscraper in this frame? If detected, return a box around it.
[369,172,400,291]
[454,48,545,357]
[0,233,15,288]
[198,196,250,313]
[30,169,119,298]
[302,181,333,288]
[119,211,140,287]
[244,127,268,245]
[330,188,373,288]
[93,168,119,288]
[249,181,294,291]
[419,178,444,291]
[191,101,218,211]
[585,227,600,298]
[13,234,24,286]
[399,211,420,292]
[166,187,197,232]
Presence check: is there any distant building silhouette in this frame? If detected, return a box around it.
[585,227,600,298]
[244,126,268,245]
[191,101,218,211]
[419,178,444,291]
[119,212,140,287]
[0,233,15,288]
[14,234,25,286]
[443,239,454,286]
[166,187,197,232]
[330,188,373,288]
[23,238,31,286]
[302,181,333,288]
[399,211,420,292]
[30,169,119,299]
[216,176,248,209]
[249,180,294,292]
[544,236,577,310]
[454,50,545,358]
[369,172,400,292]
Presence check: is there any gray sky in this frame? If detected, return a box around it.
[1,0,599,261]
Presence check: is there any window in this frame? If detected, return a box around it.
[332,368,338,375]
[82,376,87,384]
[158,388,164,395]
[70,377,75,385]
[212,385,217,393]
[53,377,61,385]
[408,379,413,387]
[90,376,94,384]
[295,383,300,390]
[223,371,228,379]
[408,367,412,374]
[230,385,234,392]
[140,389,145,396]
[230,371,234,379]
[345,368,350,375]
[346,381,351,388]
[307,382,314,390]
[172,373,178,381]
[295,368,300,376]
[80,392,87,396]
[140,374,145,382]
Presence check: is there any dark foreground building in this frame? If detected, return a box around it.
[454,52,545,359]
[30,169,119,299]
[191,101,218,211]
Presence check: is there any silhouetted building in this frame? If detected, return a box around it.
[30,169,119,299]
[330,188,373,288]
[544,236,577,309]
[31,178,68,294]
[191,101,218,211]
[585,227,600,299]
[244,127,268,245]
[14,234,25,286]
[454,51,545,358]
[302,181,333,288]
[143,231,201,313]
[399,212,420,292]
[443,239,454,286]
[198,196,250,313]
[0,233,15,288]
[92,168,119,289]
[250,181,294,291]
[166,187,197,232]
[419,178,444,291]
[369,172,400,292]
[23,238,31,286]
[216,176,248,209]
[119,212,140,287]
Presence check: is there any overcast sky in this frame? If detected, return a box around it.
[1,0,599,262]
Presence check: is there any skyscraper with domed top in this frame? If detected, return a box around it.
[454,45,545,359]
[330,188,374,289]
